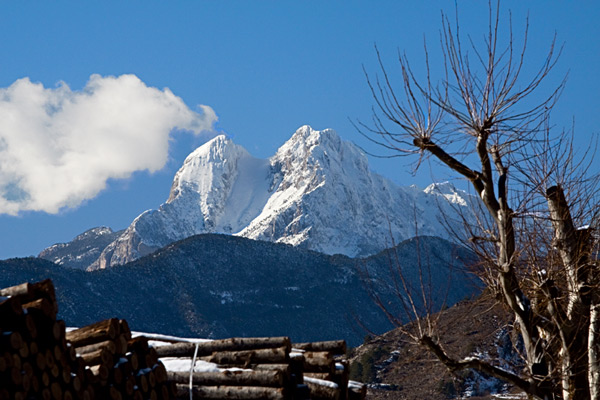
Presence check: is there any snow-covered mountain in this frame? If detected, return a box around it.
[74,125,473,270]
[38,227,124,270]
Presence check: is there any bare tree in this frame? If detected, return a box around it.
[357,3,600,399]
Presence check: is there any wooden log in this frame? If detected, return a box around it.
[22,361,34,379]
[0,309,37,342]
[114,334,128,355]
[110,364,123,385]
[41,387,51,400]
[25,308,56,348]
[131,389,143,400]
[167,369,285,387]
[11,391,25,400]
[44,349,56,370]
[66,319,119,348]
[294,383,311,400]
[115,357,133,377]
[127,351,139,371]
[0,295,23,324]
[118,320,131,341]
[155,337,291,358]
[147,369,157,388]
[332,361,349,400]
[168,381,178,399]
[54,320,66,342]
[79,347,113,367]
[175,384,285,400]
[0,366,22,387]
[70,374,82,394]
[1,330,23,350]
[54,343,71,368]
[49,363,60,379]
[144,346,159,368]
[0,352,12,372]
[40,370,51,388]
[81,385,95,400]
[61,364,72,385]
[87,363,109,382]
[71,359,86,386]
[22,314,39,340]
[116,375,136,397]
[152,361,168,383]
[252,363,291,374]
[199,346,289,366]
[289,353,305,385]
[18,339,29,359]
[0,279,58,316]
[0,279,54,302]
[303,351,335,374]
[347,381,366,400]
[109,385,123,400]
[66,344,77,365]
[51,381,63,400]
[292,341,347,355]
[304,377,340,400]
[157,384,171,400]
[305,372,332,380]
[30,340,39,356]
[128,336,149,352]
[12,353,22,370]
[30,373,40,394]
[75,340,117,356]
[23,297,56,320]
[136,372,149,393]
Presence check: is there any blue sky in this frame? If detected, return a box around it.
[0,2,598,259]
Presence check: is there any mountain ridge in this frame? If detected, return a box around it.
[40,125,475,270]
[5,234,479,346]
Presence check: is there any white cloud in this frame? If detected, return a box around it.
[0,74,217,215]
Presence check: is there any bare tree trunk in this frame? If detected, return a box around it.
[547,185,594,398]
[589,304,600,399]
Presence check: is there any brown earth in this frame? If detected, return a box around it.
[348,293,528,399]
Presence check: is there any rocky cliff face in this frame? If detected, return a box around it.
[48,125,474,270]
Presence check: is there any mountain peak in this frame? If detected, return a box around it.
[167,134,250,203]
[69,125,476,269]
[424,182,469,206]
[273,126,360,177]
[186,134,232,161]
[285,125,342,151]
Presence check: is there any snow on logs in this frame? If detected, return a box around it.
[0,279,366,400]
[155,336,364,400]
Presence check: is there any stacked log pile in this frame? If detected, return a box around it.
[0,280,173,400]
[1,279,366,400]
[68,320,175,400]
[152,337,366,400]
[0,279,85,400]
[292,341,362,400]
